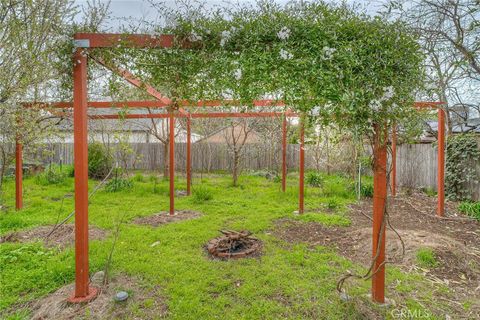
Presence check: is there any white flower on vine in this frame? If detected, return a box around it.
[369,99,382,111]
[279,48,293,60]
[381,86,395,100]
[233,68,242,80]
[311,106,321,116]
[277,27,291,40]
[220,30,232,47]
[189,31,202,42]
[222,89,234,99]
[322,46,337,60]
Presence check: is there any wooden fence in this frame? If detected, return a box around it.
[36,143,304,172]
[33,142,480,199]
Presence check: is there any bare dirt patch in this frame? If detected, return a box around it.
[206,230,263,259]
[274,190,480,317]
[0,224,106,248]
[133,210,202,227]
[29,274,168,320]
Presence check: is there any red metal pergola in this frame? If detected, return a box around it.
[15,33,306,302]
[13,32,446,305]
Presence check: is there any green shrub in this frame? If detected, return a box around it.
[133,173,145,182]
[65,165,75,178]
[445,133,480,201]
[325,198,341,210]
[193,186,213,203]
[416,248,438,268]
[35,165,67,185]
[105,177,133,192]
[88,143,113,180]
[458,201,480,221]
[360,181,373,198]
[306,172,323,187]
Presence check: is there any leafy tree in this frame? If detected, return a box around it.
[0,0,110,201]
[0,0,74,196]
[387,0,480,132]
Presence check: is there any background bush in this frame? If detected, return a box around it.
[445,134,480,201]
[35,165,67,185]
[88,142,113,180]
[306,172,323,187]
[193,185,213,203]
[360,181,373,198]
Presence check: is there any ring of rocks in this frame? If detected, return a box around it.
[206,230,262,259]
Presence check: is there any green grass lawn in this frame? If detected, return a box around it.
[0,171,441,319]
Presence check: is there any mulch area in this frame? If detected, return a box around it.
[0,224,106,248]
[133,210,202,227]
[273,190,480,318]
[29,274,168,320]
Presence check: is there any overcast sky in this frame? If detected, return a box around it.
[75,0,386,31]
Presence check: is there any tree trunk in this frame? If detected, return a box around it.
[232,150,239,186]
[163,141,169,179]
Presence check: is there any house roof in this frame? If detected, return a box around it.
[426,118,480,134]
[195,123,262,144]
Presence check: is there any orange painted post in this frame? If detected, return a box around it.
[391,124,397,197]
[169,110,175,215]
[282,114,287,192]
[186,115,192,196]
[69,49,98,302]
[15,138,23,210]
[437,109,445,216]
[299,117,305,214]
[372,124,387,304]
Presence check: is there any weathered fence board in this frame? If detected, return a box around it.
[37,143,303,172]
[33,142,480,199]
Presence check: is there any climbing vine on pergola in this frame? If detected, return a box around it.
[96,2,424,136]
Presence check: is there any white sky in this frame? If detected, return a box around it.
[75,0,386,31]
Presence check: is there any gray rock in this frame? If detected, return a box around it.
[114,291,129,302]
[91,271,105,285]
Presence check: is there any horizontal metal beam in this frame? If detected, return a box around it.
[179,99,286,107]
[23,101,169,109]
[89,114,169,119]
[190,112,294,118]
[88,112,297,120]
[73,33,176,49]
[24,101,445,113]
[22,99,286,109]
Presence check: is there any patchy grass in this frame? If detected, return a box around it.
[0,173,450,319]
[416,248,438,268]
